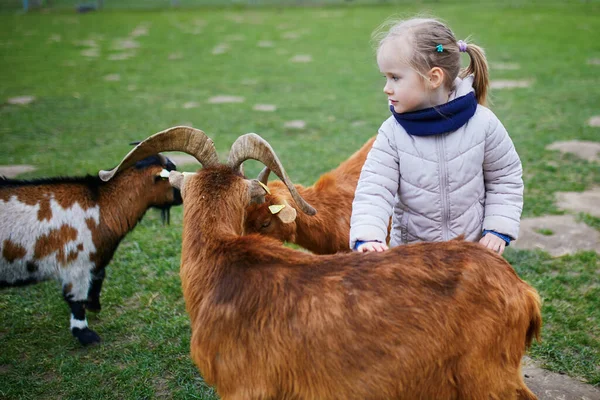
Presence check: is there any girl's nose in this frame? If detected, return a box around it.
[383,83,392,95]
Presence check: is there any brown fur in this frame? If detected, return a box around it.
[180,165,541,400]
[244,137,376,254]
[2,239,27,262]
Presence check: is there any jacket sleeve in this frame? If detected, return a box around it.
[349,122,400,249]
[482,112,524,240]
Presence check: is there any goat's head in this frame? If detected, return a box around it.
[244,169,298,242]
[128,141,183,224]
[99,127,315,236]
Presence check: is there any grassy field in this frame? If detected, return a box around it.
[1,1,599,398]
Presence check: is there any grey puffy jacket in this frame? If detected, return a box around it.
[349,76,523,249]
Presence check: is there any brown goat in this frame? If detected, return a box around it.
[244,137,375,254]
[1,154,181,345]
[101,127,541,400]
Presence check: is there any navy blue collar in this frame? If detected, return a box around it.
[390,92,477,136]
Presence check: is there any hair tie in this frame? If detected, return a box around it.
[436,44,443,53]
[458,40,468,52]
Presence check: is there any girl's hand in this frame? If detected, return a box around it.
[357,242,389,253]
[479,233,506,255]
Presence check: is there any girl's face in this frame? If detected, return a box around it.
[377,41,432,114]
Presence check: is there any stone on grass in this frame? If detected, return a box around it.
[131,25,149,37]
[546,140,600,162]
[108,52,135,61]
[284,120,306,129]
[512,215,600,257]
[112,38,139,50]
[183,102,199,109]
[522,356,600,400]
[207,96,244,104]
[225,34,245,41]
[0,165,36,178]
[257,40,274,48]
[7,96,36,105]
[253,104,276,112]
[103,74,121,82]
[282,32,300,40]
[212,43,229,55]
[588,116,600,127]
[556,188,600,218]
[81,48,99,57]
[290,54,312,63]
[490,80,532,89]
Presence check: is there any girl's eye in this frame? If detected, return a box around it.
[392,75,400,81]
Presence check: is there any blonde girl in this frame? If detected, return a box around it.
[350,17,523,255]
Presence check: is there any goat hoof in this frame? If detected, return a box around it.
[72,327,101,346]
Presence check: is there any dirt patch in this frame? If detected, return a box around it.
[556,188,600,217]
[0,165,36,177]
[546,140,600,162]
[588,58,600,66]
[522,357,600,400]
[490,79,533,89]
[512,215,600,256]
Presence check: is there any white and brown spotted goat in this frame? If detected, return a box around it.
[0,154,181,345]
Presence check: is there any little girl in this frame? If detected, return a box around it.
[350,17,523,255]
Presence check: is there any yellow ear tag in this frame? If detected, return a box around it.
[159,169,170,179]
[258,181,271,195]
[268,204,285,215]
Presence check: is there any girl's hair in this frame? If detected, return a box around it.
[374,17,489,106]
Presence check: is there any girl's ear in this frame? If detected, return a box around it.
[427,67,445,89]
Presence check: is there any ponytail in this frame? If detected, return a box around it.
[459,43,489,106]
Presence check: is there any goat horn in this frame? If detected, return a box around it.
[257,167,271,185]
[227,133,316,216]
[99,126,219,181]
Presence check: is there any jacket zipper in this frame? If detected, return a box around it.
[437,135,449,241]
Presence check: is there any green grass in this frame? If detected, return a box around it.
[1,2,600,398]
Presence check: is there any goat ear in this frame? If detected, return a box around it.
[270,201,297,224]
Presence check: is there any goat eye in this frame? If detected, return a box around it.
[261,220,271,229]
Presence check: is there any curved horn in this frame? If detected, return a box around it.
[227,134,316,216]
[257,167,271,185]
[99,126,219,182]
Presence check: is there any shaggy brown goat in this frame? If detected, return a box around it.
[1,154,181,345]
[244,137,376,254]
[101,126,541,400]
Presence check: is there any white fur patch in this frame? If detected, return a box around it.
[70,314,89,330]
[0,195,100,300]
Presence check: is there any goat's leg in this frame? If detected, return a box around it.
[61,269,101,346]
[86,267,105,312]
